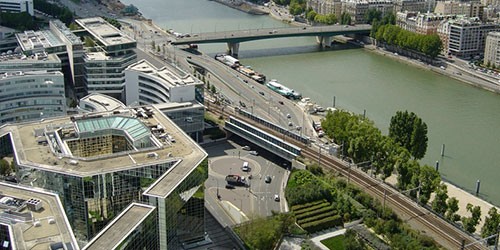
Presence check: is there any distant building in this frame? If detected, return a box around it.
[393,0,427,13]
[439,17,500,58]
[397,11,457,35]
[306,0,342,17]
[484,31,500,67]
[124,59,201,105]
[0,106,208,248]
[343,0,394,24]
[76,17,137,102]
[0,182,79,250]
[0,0,34,16]
[434,1,484,19]
[0,70,66,124]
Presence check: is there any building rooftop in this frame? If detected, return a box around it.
[127,59,200,88]
[50,20,82,46]
[0,105,207,198]
[16,30,65,52]
[0,70,63,80]
[79,93,126,112]
[75,17,135,47]
[0,52,60,65]
[154,102,205,111]
[0,182,78,250]
[82,203,155,250]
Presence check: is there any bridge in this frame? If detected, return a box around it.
[172,24,371,57]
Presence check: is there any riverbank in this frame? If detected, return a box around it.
[211,0,269,15]
[363,44,500,94]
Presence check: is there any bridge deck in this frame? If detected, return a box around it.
[171,24,371,45]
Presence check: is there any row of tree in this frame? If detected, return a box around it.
[34,0,74,25]
[373,24,442,59]
[321,110,439,205]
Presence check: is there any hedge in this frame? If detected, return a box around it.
[296,206,335,220]
[297,210,337,225]
[301,215,343,233]
[294,202,330,215]
[291,200,326,211]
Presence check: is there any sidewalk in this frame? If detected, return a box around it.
[310,228,346,250]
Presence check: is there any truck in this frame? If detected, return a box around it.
[225,175,246,186]
[215,54,240,68]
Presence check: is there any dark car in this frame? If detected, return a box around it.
[265,175,272,183]
[278,101,284,105]
[239,101,246,107]
[259,91,265,96]
[225,184,235,189]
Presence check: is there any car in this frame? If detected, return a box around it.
[239,101,246,108]
[344,25,349,28]
[187,56,192,59]
[286,113,291,118]
[242,145,251,150]
[243,79,248,83]
[296,126,302,131]
[225,184,235,189]
[265,175,272,183]
[302,27,307,30]
[249,151,258,156]
[274,194,280,201]
[288,121,293,127]
[278,101,284,105]
[259,91,265,96]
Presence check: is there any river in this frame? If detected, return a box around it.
[123,0,500,206]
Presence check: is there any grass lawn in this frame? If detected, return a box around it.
[320,235,345,250]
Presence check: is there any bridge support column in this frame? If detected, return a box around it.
[226,42,240,58]
[316,36,333,48]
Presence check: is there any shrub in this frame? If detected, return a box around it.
[291,200,326,211]
[301,215,343,233]
[297,210,337,225]
[294,202,330,215]
[296,206,335,220]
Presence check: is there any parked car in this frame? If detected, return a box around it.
[265,175,272,183]
[249,151,258,156]
[259,91,265,96]
[274,194,280,201]
[278,101,284,105]
[242,146,251,150]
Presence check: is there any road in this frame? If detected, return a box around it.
[57,0,117,18]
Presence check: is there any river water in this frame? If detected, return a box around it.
[124,0,500,206]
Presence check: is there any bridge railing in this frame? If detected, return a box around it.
[236,108,310,145]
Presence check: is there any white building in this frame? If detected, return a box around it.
[0,0,34,16]
[78,93,126,113]
[124,59,201,106]
[0,70,66,124]
[484,32,500,67]
[76,17,137,102]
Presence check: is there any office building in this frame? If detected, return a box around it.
[83,203,158,250]
[124,59,201,105]
[0,105,208,249]
[154,102,205,142]
[0,181,79,250]
[484,31,500,67]
[0,70,66,124]
[443,17,500,58]
[76,17,137,102]
[0,0,34,16]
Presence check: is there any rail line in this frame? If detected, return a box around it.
[207,105,485,249]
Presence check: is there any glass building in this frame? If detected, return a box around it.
[0,105,208,249]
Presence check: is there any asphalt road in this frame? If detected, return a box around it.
[203,139,287,225]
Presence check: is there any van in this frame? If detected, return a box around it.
[242,162,249,171]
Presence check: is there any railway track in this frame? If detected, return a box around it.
[206,106,485,249]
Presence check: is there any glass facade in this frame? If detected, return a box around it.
[16,161,176,240]
[115,207,158,250]
[163,106,204,142]
[155,160,207,249]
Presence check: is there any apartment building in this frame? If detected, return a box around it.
[484,31,500,67]
[306,0,342,17]
[343,0,394,24]
[397,11,457,35]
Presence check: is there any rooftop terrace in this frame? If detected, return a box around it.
[127,59,199,88]
[76,17,135,47]
[0,182,78,250]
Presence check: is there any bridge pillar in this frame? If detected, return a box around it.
[316,36,333,48]
[226,42,240,58]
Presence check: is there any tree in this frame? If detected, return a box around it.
[462,203,481,233]
[417,165,440,205]
[445,197,460,222]
[0,158,12,176]
[84,37,95,47]
[481,207,500,245]
[306,10,317,22]
[364,8,382,24]
[389,111,428,160]
[210,85,216,94]
[340,12,351,25]
[431,183,448,215]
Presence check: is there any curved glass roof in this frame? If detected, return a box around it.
[76,116,151,142]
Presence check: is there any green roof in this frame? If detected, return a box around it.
[76,116,151,142]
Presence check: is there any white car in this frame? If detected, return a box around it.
[249,151,258,156]
[274,194,280,201]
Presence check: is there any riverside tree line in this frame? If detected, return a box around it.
[321,109,500,242]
